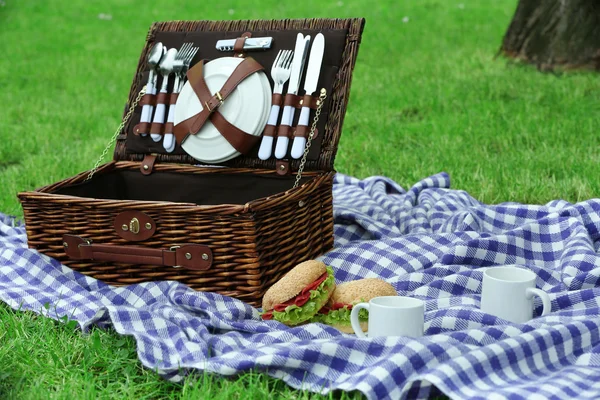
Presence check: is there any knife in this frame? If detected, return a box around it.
[216,37,273,51]
[290,33,325,159]
[274,33,311,159]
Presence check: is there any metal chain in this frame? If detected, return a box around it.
[293,88,327,188]
[85,86,147,181]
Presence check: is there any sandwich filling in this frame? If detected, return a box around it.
[311,301,369,326]
[261,266,335,325]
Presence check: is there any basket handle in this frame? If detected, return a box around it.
[62,234,212,271]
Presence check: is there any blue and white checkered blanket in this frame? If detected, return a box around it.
[2,172,600,400]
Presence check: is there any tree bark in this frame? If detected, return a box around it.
[501,0,600,71]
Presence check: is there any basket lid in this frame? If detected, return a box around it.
[114,18,365,172]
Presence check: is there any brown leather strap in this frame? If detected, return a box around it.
[210,112,260,154]
[302,94,316,109]
[272,93,283,107]
[140,154,157,175]
[156,92,168,105]
[164,122,174,134]
[263,125,276,137]
[293,126,319,139]
[140,93,156,106]
[62,234,212,271]
[284,93,320,109]
[150,122,163,135]
[277,124,291,138]
[173,58,265,153]
[169,93,179,105]
[134,122,150,135]
[234,37,246,53]
[284,93,301,107]
[233,32,252,57]
[173,60,221,143]
[276,160,291,176]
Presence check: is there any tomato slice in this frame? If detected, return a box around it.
[331,302,352,311]
[302,272,328,293]
[293,292,311,306]
[273,303,290,312]
[261,311,273,320]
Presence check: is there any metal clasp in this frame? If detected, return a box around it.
[205,91,224,113]
[169,245,182,268]
[129,218,140,234]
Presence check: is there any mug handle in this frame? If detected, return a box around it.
[351,303,369,338]
[526,288,551,317]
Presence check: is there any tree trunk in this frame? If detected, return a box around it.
[501,0,600,71]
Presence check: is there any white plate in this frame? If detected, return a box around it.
[175,57,271,163]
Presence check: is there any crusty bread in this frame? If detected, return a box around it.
[262,260,328,311]
[329,278,397,306]
[332,321,368,334]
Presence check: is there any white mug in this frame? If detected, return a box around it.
[481,266,551,323]
[350,296,424,338]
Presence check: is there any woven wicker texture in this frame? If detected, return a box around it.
[19,163,334,306]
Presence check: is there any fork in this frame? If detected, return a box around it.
[258,49,294,160]
[163,43,199,152]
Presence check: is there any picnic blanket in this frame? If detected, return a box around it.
[2,172,600,400]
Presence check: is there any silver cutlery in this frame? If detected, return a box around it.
[150,48,178,142]
[216,37,273,52]
[274,33,311,159]
[163,43,198,152]
[258,49,293,160]
[291,33,325,159]
[140,43,165,136]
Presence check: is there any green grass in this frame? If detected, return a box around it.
[0,305,364,400]
[0,0,598,398]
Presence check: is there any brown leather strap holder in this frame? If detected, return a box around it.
[169,93,179,105]
[140,154,157,175]
[293,126,319,139]
[272,93,283,107]
[150,122,164,135]
[276,160,291,176]
[164,122,174,134]
[263,125,276,137]
[302,94,317,109]
[140,93,156,106]
[173,58,264,153]
[277,124,291,138]
[283,93,319,110]
[134,122,150,135]
[233,32,252,57]
[62,234,213,271]
[234,38,246,53]
[155,92,169,105]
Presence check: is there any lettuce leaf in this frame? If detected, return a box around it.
[310,306,368,326]
[265,266,335,326]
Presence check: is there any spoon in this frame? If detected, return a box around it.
[139,43,165,136]
[163,43,197,153]
[151,48,178,142]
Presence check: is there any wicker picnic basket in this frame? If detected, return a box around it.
[17,18,365,307]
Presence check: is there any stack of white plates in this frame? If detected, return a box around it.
[174,57,271,163]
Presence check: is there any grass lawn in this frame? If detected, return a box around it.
[0,0,598,398]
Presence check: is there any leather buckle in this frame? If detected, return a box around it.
[205,91,224,113]
[169,245,182,268]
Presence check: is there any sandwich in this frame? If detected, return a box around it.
[311,278,397,333]
[261,260,336,326]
